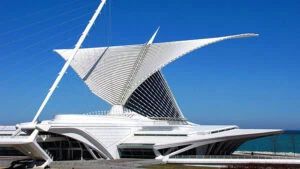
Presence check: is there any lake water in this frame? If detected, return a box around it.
[237,130,300,154]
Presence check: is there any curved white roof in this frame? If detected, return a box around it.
[55,33,257,108]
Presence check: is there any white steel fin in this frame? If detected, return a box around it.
[55,33,258,107]
[31,0,107,123]
[147,26,160,45]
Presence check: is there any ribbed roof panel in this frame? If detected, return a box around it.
[54,33,257,117]
[55,45,144,105]
[123,34,258,102]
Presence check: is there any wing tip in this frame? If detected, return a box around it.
[238,33,259,38]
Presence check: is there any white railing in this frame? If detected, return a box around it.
[0,135,30,139]
[83,109,136,117]
[171,154,300,159]
[45,149,54,160]
[84,110,110,116]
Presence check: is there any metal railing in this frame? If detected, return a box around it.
[45,149,54,160]
[171,154,300,159]
[83,110,110,115]
[0,135,29,139]
[83,109,135,116]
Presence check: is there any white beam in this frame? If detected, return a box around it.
[147,26,160,45]
[32,0,107,123]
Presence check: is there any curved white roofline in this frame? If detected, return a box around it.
[54,33,258,118]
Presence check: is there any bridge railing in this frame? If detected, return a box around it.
[171,154,300,159]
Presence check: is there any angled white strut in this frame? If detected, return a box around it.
[32,0,107,123]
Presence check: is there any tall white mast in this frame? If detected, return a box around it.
[32,0,107,123]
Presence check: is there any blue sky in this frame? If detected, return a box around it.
[0,0,299,129]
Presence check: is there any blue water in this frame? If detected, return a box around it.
[237,131,300,153]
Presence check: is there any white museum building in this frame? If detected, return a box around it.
[0,0,282,168]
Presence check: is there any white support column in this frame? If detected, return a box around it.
[32,0,106,123]
[84,143,98,160]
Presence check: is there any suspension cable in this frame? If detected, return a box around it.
[0,1,78,25]
[0,22,86,73]
[0,11,93,49]
[0,1,97,38]
[31,0,107,123]
[0,28,84,84]
[108,0,112,46]
[0,10,93,61]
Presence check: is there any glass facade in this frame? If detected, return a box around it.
[0,147,24,156]
[38,132,102,161]
[118,148,156,159]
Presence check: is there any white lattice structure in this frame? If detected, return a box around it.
[54,33,257,119]
[55,33,257,105]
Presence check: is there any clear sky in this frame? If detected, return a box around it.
[0,0,299,129]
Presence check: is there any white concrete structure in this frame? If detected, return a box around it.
[0,1,282,168]
[166,158,300,165]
